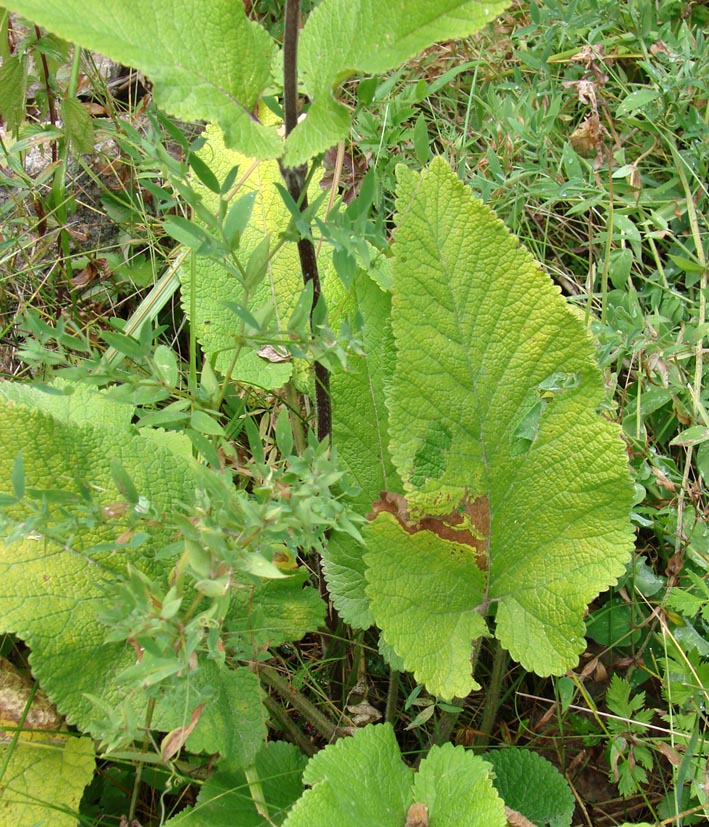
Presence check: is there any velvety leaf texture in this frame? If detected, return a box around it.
[365,512,488,698]
[282,724,504,827]
[0,735,95,827]
[283,724,411,827]
[413,743,506,827]
[285,0,511,165]
[181,121,335,389]
[2,0,280,158]
[360,159,634,694]
[152,664,266,768]
[226,570,327,651]
[0,389,198,734]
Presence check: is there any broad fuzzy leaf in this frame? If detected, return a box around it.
[283,724,411,826]
[0,379,132,430]
[226,570,327,651]
[6,0,510,166]
[0,52,27,134]
[0,388,197,733]
[285,0,511,165]
[282,724,505,827]
[0,735,95,827]
[0,382,323,764]
[365,512,488,698]
[359,159,634,694]
[181,122,336,388]
[413,743,506,827]
[152,664,266,767]
[2,0,280,158]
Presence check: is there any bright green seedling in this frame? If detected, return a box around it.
[328,159,635,698]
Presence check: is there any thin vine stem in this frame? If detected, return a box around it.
[281,0,331,443]
[258,662,341,742]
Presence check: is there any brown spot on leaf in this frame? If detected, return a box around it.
[370,491,489,569]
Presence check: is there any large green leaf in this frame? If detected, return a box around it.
[152,664,266,767]
[352,159,635,696]
[181,121,337,389]
[0,735,95,827]
[2,0,281,158]
[412,743,506,827]
[366,512,487,698]
[0,382,324,762]
[0,387,198,733]
[484,748,575,827]
[0,657,96,827]
[226,569,326,652]
[5,1,510,165]
[284,0,511,165]
[282,723,505,827]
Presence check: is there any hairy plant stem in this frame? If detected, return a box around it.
[385,669,400,725]
[129,696,156,823]
[477,640,508,749]
[262,692,316,756]
[281,0,331,443]
[258,663,340,742]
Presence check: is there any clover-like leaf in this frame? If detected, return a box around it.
[284,0,510,165]
[355,159,634,696]
[2,0,281,158]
